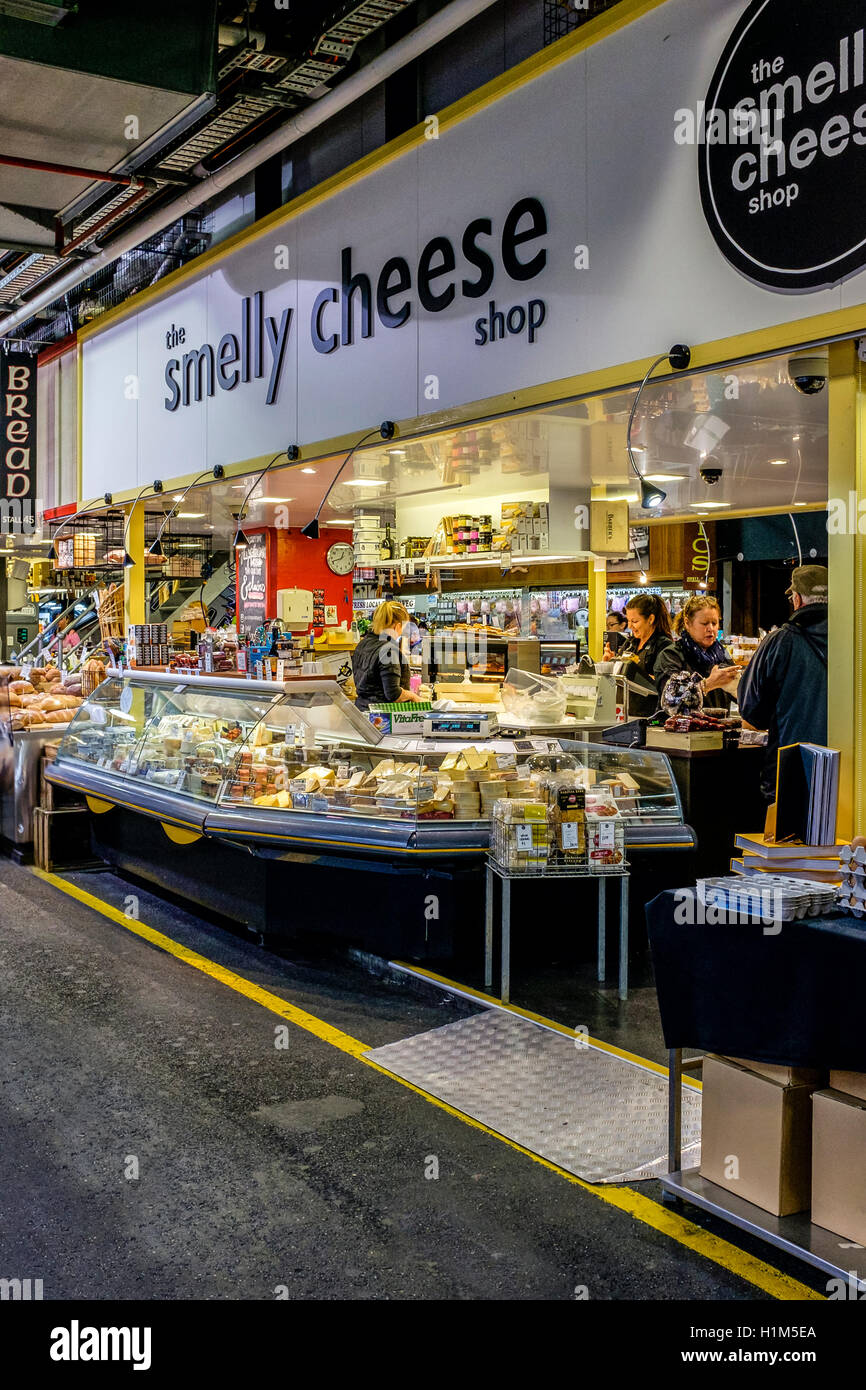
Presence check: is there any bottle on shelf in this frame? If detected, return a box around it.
[380,524,394,562]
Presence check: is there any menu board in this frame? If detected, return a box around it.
[237,531,268,635]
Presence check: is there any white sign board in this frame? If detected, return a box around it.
[81,0,860,498]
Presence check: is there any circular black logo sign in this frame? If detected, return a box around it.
[699,0,866,292]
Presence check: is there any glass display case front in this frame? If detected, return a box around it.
[50,673,687,852]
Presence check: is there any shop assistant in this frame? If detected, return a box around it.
[604,593,674,718]
[351,600,423,711]
[655,596,738,710]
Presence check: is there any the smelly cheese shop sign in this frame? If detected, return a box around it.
[700,0,866,291]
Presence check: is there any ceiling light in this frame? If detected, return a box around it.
[177,512,205,518]
[793,501,808,507]
[343,478,384,487]
[257,497,293,503]
[387,448,406,456]
[792,434,801,441]
[322,518,354,525]
[173,494,183,501]
[639,570,648,584]
[644,473,683,482]
[769,459,788,466]
[690,501,730,509]
[301,467,317,475]
[640,478,666,508]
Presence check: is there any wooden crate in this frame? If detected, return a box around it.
[33,806,92,872]
[40,751,82,811]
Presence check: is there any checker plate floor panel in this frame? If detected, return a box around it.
[366,1010,701,1184]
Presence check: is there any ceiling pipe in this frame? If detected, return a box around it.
[0,0,501,339]
[0,153,143,186]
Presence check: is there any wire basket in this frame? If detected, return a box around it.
[96,584,124,641]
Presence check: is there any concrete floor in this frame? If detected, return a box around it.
[0,857,828,1301]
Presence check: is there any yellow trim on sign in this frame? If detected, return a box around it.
[31,864,822,1302]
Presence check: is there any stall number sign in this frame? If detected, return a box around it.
[699,0,866,290]
[1,352,36,525]
[237,532,268,636]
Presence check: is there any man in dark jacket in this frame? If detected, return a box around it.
[738,565,828,802]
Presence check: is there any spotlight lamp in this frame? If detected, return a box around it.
[640,477,666,509]
[287,444,301,462]
[234,529,250,550]
[301,518,319,540]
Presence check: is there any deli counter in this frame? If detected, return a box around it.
[45,672,697,957]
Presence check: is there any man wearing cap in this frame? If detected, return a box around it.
[738,565,828,803]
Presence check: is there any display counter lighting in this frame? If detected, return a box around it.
[343,478,385,488]
[769,458,788,466]
[176,512,205,519]
[644,474,683,483]
[301,467,317,475]
[689,501,730,508]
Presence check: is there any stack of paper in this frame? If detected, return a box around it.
[775,743,840,846]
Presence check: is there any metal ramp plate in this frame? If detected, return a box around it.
[366,1010,701,1184]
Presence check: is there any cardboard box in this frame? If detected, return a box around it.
[700,1056,817,1216]
[725,1057,825,1087]
[812,1089,866,1244]
[829,1070,866,1103]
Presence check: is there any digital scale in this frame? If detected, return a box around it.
[422,711,498,739]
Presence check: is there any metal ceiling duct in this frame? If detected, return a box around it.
[0,0,500,339]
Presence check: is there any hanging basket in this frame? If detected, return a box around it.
[96,584,124,641]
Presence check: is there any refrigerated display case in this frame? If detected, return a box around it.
[45,672,696,954]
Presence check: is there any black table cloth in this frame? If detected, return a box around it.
[646,890,866,1070]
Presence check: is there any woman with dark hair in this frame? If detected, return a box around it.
[655,596,739,711]
[605,592,675,717]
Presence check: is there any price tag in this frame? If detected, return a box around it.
[515,825,533,850]
[119,686,133,714]
[561,822,580,849]
[276,660,286,682]
[337,761,350,780]
[20,665,32,681]
[597,820,616,849]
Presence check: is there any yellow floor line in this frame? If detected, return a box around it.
[31,866,821,1302]
[391,962,702,1087]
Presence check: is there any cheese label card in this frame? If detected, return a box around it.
[515,825,533,850]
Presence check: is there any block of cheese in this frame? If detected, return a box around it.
[440,752,461,771]
[276,790,291,808]
[463,746,487,772]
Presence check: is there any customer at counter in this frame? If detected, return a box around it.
[654,596,738,711]
[738,565,828,803]
[352,601,423,711]
[604,593,674,717]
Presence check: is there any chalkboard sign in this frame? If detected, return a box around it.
[237,531,268,635]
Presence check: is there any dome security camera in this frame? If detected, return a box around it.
[700,457,723,485]
[788,349,828,395]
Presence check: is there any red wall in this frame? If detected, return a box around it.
[238,526,354,632]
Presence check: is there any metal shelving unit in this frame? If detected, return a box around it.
[663,1048,866,1285]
